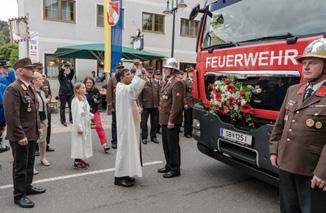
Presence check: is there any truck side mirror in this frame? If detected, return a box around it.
[189,4,200,20]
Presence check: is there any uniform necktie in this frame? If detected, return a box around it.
[28,85,33,92]
[304,84,314,101]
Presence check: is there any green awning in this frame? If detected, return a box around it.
[54,43,166,61]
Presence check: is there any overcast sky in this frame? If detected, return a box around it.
[0,0,18,21]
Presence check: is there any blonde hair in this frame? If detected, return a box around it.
[74,82,85,101]
[31,72,43,84]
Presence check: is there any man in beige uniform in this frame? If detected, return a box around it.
[269,38,326,213]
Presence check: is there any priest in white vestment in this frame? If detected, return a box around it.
[114,68,146,187]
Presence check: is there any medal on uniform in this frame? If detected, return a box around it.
[306,119,315,128]
[27,103,32,112]
[315,121,323,129]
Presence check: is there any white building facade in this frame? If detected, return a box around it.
[18,0,201,80]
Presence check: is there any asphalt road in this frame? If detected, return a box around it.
[0,128,279,213]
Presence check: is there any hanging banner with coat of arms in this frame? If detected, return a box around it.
[104,0,122,73]
[107,0,120,26]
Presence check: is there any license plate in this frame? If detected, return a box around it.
[220,128,253,146]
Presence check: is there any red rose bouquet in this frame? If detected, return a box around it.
[208,77,255,127]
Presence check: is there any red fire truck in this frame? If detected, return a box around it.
[189,0,326,186]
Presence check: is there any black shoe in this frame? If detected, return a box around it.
[62,122,67,127]
[157,167,170,173]
[46,146,55,152]
[14,196,34,208]
[111,143,117,149]
[142,139,148,144]
[0,145,10,153]
[26,186,46,195]
[128,177,135,182]
[35,151,40,157]
[184,134,192,138]
[151,137,159,144]
[114,177,134,187]
[163,171,180,178]
[70,120,73,124]
[123,176,135,182]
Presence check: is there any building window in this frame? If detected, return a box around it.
[44,54,75,78]
[44,54,60,78]
[97,5,104,27]
[96,5,124,28]
[142,12,164,33]
[44,0,75,23]
[180,18,199,37]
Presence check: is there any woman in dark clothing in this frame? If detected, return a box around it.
[83,77,110,153]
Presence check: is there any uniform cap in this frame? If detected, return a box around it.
[297,38,326,62]
[163,58,179,70]
[33,62,43,69]
[0,60,9,67]
[13,58,36,70]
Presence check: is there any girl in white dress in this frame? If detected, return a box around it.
[71,82,93,169]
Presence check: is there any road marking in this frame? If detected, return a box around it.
[0,161,162,190]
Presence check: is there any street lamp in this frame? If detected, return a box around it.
[163,0,187,57]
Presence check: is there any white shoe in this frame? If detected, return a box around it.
[33,168,39,175]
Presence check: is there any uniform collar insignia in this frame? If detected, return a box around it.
[297,84,306,94]
[20,84,27,91]
[316,85,326,97]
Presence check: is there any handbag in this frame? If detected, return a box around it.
[39,111,46,121]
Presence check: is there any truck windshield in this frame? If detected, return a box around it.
[202,0,326,49]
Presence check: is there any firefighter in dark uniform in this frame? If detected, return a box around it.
[107,73,118,149]
[33,62,55,152]
[3,58,46,208]
[139,66,160,144]
[158,58,185,178]
[269,38,326,213]
[154,70,163,134]
[183,67,194,138]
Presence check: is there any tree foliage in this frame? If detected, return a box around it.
[0,21,10,46]
[0,43,18,66]
[0,21,18,66]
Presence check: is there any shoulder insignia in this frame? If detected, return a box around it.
[316,85,326,97]
[20,84,27,91]
[297,85,305,94]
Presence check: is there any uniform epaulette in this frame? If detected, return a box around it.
[316,85,326,97]
[20,84,27,91]
[297,84,305,94]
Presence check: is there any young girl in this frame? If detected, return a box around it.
[71,82,93,169]
[84,76,110,153]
